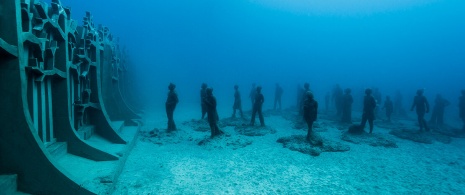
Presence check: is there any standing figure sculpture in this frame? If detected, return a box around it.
[341,88,353,123]
[411,89,430,132]
[274,83,284,111]
[166,83,179,131]
[383,96,394,122]
[303,91,318,141]
[429,94,450,126]
[459,90,465,131]
[361,88,377,133]
[232,85,243,118]
[204,87,223,137]
[200,83,208,119]
[250,86,265,126]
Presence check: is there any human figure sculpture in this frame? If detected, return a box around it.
[361,88,377,133]
[250,86,265,126]
[166,83,179,131]
[429,94,450,126]
[341,88,353,123]
[383,96,394,122]
[411,89,430,132]
[274,83,284,111]
[303,91,318,141]
[204,87,223,137]
[232,85,243,118]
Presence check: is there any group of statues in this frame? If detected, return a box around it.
[165,82,465,140]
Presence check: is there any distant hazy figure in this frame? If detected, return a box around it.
[200,83,208,119]
[249,83,257,108]
[332,84,343,117]
[250,86,265,126]
[274,83,284,111]
[394,90,404,116]
[361,88,377,133]
[341,88,353,123]
[383,96,394,122]
[303,91,318,141]
[299,83,311,115]
[410,89,430,132]
[166,83,179,131]
[459,90,465,131]
[204,87,223,137]
[429,94,450,126]
[325,92,331,113]
[232,85,243,118]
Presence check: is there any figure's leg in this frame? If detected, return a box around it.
[250,107,257,125]
[258,107,265,126]
[417,113,423,131]
[306,120,313,140]
[232,108,236,118]
[360,114,367,129]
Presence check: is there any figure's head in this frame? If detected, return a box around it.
[201,83,207,89]
[306,91,314,99]
[344,88,351,94]
[365,88,372,95]
[256,86,262,93]
[417,89,424,95]
[206,87,213,95]
[304,83,310,90]
[168,83,176,90]
[234,85,239,90]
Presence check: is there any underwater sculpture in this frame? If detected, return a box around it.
[166,83,179,131]
[204,87,223,137]
[361,88,377,133]
[232,85,244,118]
[299,82,311,115]
[303,91,318,141]
[411,89,430,132]
[383,96,394,122]
[250,86,265,126]
[274,83,284,111]
[341,88,353,123]
[429,94,450,126]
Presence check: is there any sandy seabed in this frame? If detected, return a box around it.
[113,106,465,194]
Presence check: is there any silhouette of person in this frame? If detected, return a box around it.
[411,89,430,132]
[299,83,311,115]
[249,83,257,108]
[200,83,208,119]
[361,88,377,133]
[332,84,343,117]
[341,88,353,123]
[429,94,450,126]
[250,86,265,126]
[303,91,318,141]
[274,83,284,111]
[166,83,179,131]
[204,87,223,137]
[232,85,243,118]
[383,96,394,122]
[459,90,465,131]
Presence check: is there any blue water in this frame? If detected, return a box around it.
[61,0,465,114]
